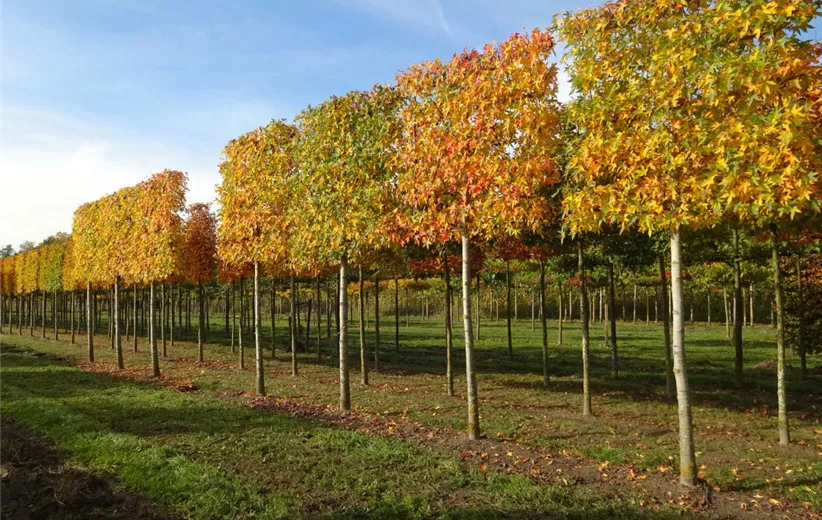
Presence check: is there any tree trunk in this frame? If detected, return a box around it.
[132,284,138,352]
[114,278,124,370]
[578,242,592,417]
[54,291,58,340]
[239,277,245,370]
[506,260,513,360]
[316,276,322,363]
[358,266,368,385]
[461,228,480,440]
[149,281,160,378]
[339,256,351,411]
[723,286,730,339]
[475,274,481,342]
[42,292,46,338]
[659,253,675,401]
[796,254,806,380]
[769,224,790,445]
[161,283,167,357]
[374,274,380,373]
[707,291,711,326]
[290,273,298,376]
[86,283,94,362]
[749,282,755,326]
[732,229,744,387]
[444,254,454,396]
[394,276,399,352]
[70,291,76,344]
[608,262,618,378]
[632,285,637,324]
[198,282,205,362]
[540,260,549,386]
[231,282,236,353]
[671,229,697,487]
[557,288,563,345]
[254,262,265,396]
[225,286,230,334]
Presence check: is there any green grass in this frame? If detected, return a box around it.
[2,310,821,513]
[0,344,685,519]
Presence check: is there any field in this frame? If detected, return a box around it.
[2,314,821,519]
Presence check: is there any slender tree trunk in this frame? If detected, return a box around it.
[394,276,399,351]
[670,229,697,487]
[225,286,230,334]
[305,296,312,352]
[557,288,563,345]
[374,274,380,373]
[87,282,94,362]
[531,285,535,332]
[707,291,711,326]
[461,228,480,440]
[578,242,592,417]
[475,274,481,342]
[632,285,637,324]
[42,292,46,338]
[254,262,265,395]
[231,282,236,353]
[114,278,124,369]
[268,284,275,359]
[506,260,513,360]
[53,291,58,340]
[198,282,205,362]
[132,284,138,352]
[339,256,351,411]
[796,254,806,380]
[659,253,675,401]
[732,229,744,387]
[161,283,166,357]
[608,262,618,378]
[723,286,730,339]
[70,291,75,344]
[645,288,650,325]
[239,277,245,370]
[540,260,549,386]
[769,224,790,445]
[149,281,160,377]
[444,254,454,396]
[358,266,368,385]
[290,273,298,376]
[316,276,322,363]
[749,282,755,326]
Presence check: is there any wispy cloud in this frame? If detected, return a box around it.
[336,0,463,41]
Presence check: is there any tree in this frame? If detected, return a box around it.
[395,29,561,439]
[559,0,821,483]
[184,203,218,363]
[292,86,401,410]
[219,120,297,395]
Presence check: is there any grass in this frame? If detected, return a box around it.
[2,310,821,515]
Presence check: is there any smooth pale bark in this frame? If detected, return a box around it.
[539,260,549,386]
[394,277,399,351]
[732,229,744,387]
[374,275,380,372]
[444,254,454,396]
[506,260,513,360]
[161,283,167,357]
[339,256,351,411]
[671,229,696,487]
[114,278,124,369]
[198,282,205,362]
[749,282,755,326]
[316,277,322,363]
[461,228,480,440]
[290,273,298,376]
[149,281,160,378]
[608,262,618,378]
[133,284,138,352]
[578,242,592,417]
[659,253,675,401]
[707,291,712,326]
[239,277,245,369]
[87,283,94,362]
[475,274,481,341]
[769,224,790,445]
[70,291,75,344]
[557,288,563,345]
[723,286,731,339]
[254,262,265,396]
[358,266,368,385]
[796,254,806,380]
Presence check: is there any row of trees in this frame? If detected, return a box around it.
[1,0,820,489]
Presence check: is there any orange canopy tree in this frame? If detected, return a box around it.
[395,29,561,439]
[292,85,401,411]
[558,0,821,485]
[218,120,297,395]
[184,202,218,363]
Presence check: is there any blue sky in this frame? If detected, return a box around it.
[3,1,818,249]
[1,0,599,249]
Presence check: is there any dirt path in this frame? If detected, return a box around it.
[0,418,174,520]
